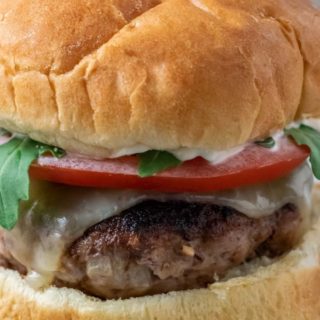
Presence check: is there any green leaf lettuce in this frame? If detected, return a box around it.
[138,150,182,177]
[285,124,320,179]
[0,136,64,230]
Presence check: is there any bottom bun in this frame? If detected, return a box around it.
[2,190,320,320]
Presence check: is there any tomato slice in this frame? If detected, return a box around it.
[28,136,310,193]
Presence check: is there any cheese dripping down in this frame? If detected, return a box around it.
[2,163,313,289]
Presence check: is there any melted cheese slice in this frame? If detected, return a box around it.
[3,163,313,288]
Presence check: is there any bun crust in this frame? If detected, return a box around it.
[1,187,320,319]
[0,0,318,156]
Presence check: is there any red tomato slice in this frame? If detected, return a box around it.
[29,136,310,193]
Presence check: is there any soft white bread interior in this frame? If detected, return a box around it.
[0,186,320,320]
[0,0,318,156]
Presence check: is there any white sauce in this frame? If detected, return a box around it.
[103,119,319,163]
[6,119,315,165]
[171,146,245,163]
[3,163,313,288]
[302,118,320,132]
[102,127,287,164]
[108,144,247,164]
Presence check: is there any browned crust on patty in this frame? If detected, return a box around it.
[53,201,302,299]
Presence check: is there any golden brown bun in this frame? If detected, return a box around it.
[0,0,318,156]
[0,187,320,319]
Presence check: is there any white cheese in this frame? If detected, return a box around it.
[2,163,313,288]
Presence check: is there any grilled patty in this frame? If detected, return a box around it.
[50,201,302,299]
[0,200,302,299]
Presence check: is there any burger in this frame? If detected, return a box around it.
[0,0,319,319]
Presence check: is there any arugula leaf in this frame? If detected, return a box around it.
[0,136,64,230]
[138,150,182,177]
[0,128,9,136]
[255,137,276,148]
[285,124,320,179]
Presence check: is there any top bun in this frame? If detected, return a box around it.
[0,0,318,156]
